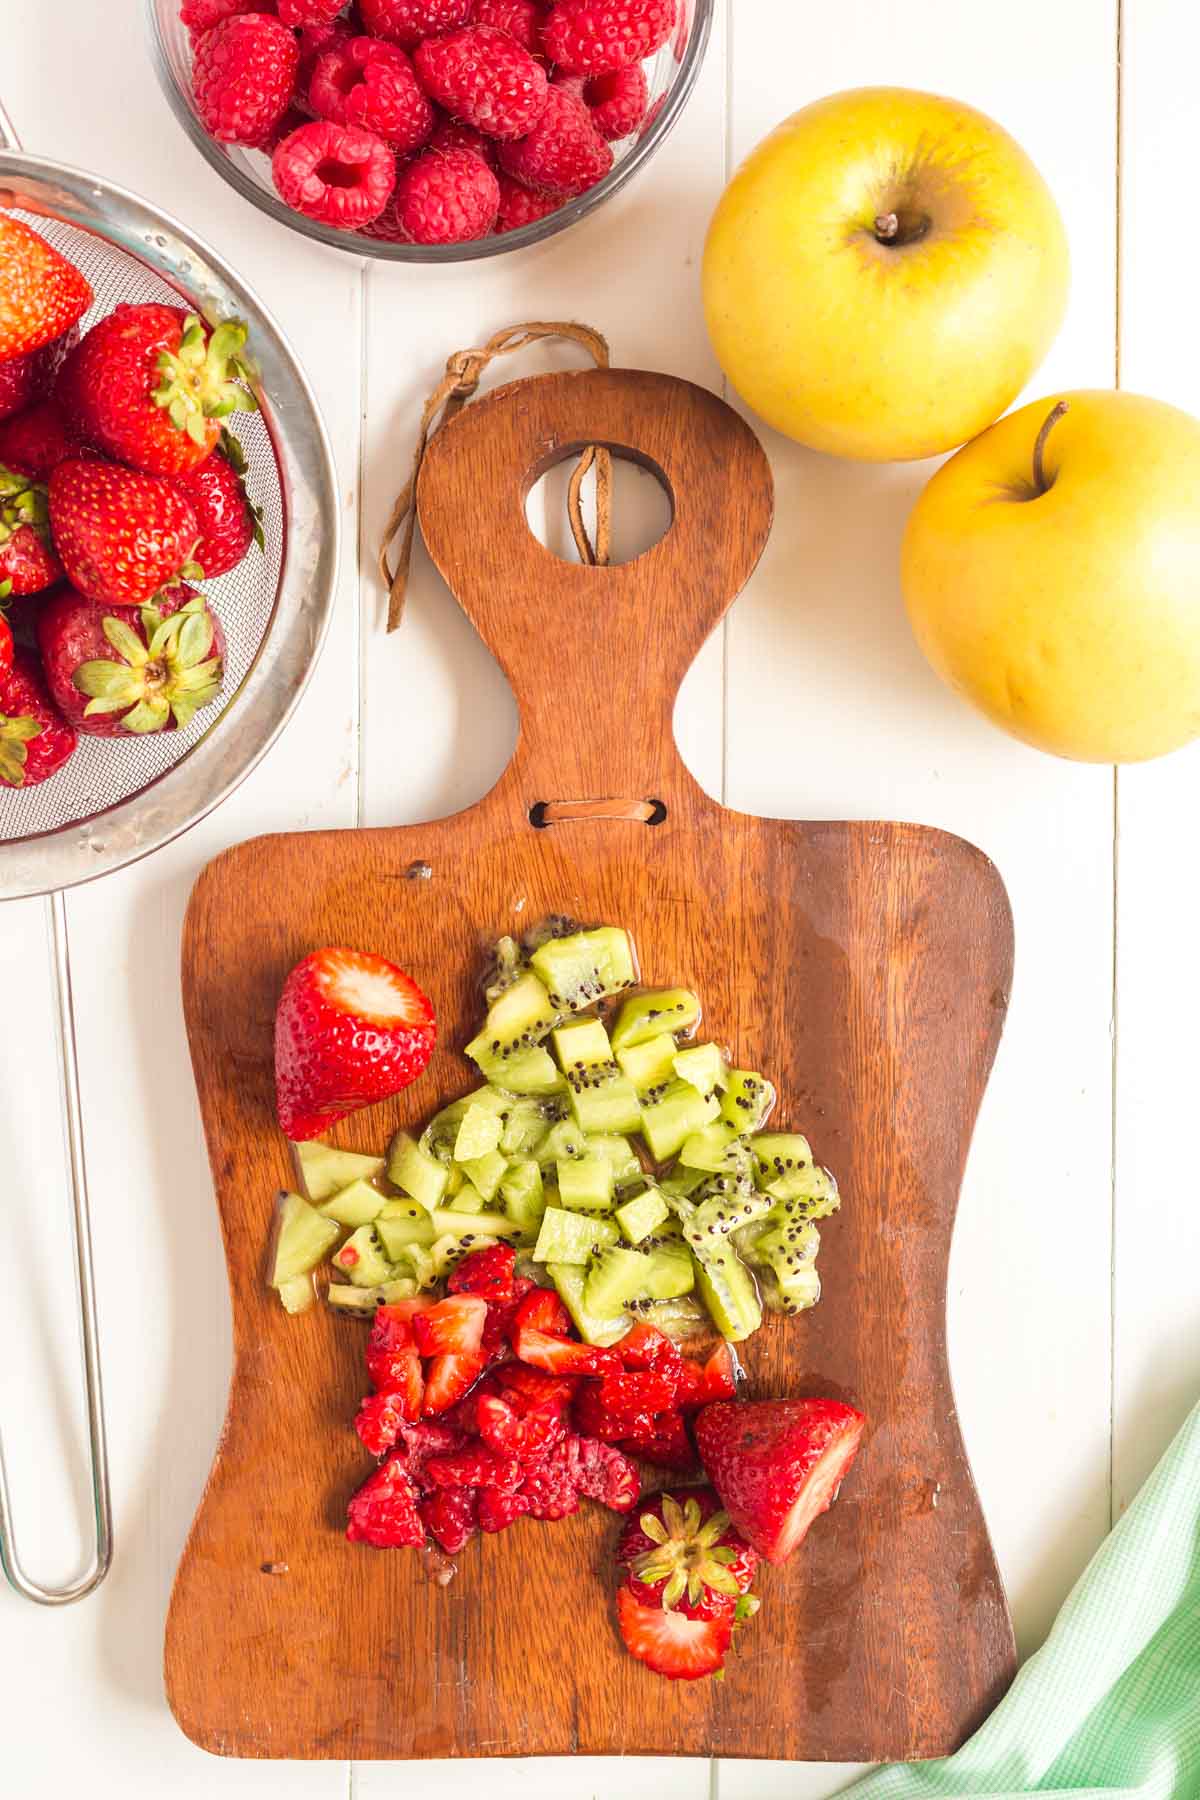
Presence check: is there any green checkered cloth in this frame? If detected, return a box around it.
[848,1399,1200,1800]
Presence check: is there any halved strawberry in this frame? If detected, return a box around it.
[274,946,436,1140]
[412,1293,487,1358]
[694,1398,866,1565]
[448,1243,516,1306]
[421,1350,486,1417]
[615,1583,732,1681]
[510,1286,571,1339]
[513,1323,622,1378]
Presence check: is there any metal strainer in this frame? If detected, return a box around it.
[0,100,339,1601]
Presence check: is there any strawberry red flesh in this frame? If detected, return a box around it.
[412,1293,487,1358]
[448,1243,517,1306]
[694,1398,866,1566]
[421,1350,486,1416]
[615,1583,731,1681]
[510,1286,572,1339]
[513,1323,621,1378]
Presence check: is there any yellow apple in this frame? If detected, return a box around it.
[902,390,1200,763]
[702,87,1069,462]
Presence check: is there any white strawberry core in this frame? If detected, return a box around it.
[323,953,412,1023]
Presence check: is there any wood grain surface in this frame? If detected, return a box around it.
[165,370,1016,1762]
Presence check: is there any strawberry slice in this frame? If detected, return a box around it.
[510,1286,572,1340]
[421,1350,487,1416]
[696,1343,737,1403]
[448,1243,517,1306]
[694,1398,866,1565]
[274,946,436,1141]
[513,1323,622,1378]
[495,1363,579,1410]
[412,1294,487,1357]
[615,1583,732,1681]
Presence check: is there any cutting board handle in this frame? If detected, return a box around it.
[416,367,774,812]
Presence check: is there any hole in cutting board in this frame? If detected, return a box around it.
[524,446,673,565]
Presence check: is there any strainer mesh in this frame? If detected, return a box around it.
[0,210,284,845]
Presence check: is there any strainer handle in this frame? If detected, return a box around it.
[0,893,113,1604]
[0,96,22,153]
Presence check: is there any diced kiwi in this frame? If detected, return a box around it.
[393,1242,436,1289]
[673,1042,728,1096]
[611,988,700,1050]
[534,1205,619,1265]
[499,1098,553,1156]
[764,1166,841,1220]
[640,1080,720,1162]
[751,1133,814,1194]
[770,1266,821,1314]
[678,1122,745,1173]
[500,1157,545,1229]
[660,1163,711,1200]
[446,1182,485,1214]
[584,1246,656,1314]
[557,1154,614,1213]
[485,934,525,1003]
[428,1234,470,1277]
[720,1070,776,1132]
[316,1178,386,1227]
[428,1207,523,1242]
[459,1146,508,1202]
[454,1102,504,1162]
[688,1190,774,1241]
[534,1117,589,1168]
[472,968,561,1058]
[690,1239,762,1341]
[386,1131,448,1212]
[753,1220,820,1270]
[275,1273,316,1315]
[585,1133,643,1189]
[547,1262,631,1346]
[551,1016,614,1070]
[376,1208,436,1260]
[530,926,637,1012]
[568,1068,641,1136]
[444,1163,465,1198]
[639,1243,696,1300]
[421,1087,507,1163]
[615,1032,679,1094]
[332,1224,393,1288]
[271,1192,341,1286]
[325,1282,381,1314]
[291,1142,384,1203]
[615,1185,670,1244]
[641,1295,708,1339]
[466,1038,566,1095]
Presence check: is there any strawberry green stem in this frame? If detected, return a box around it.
[152,314,258,447]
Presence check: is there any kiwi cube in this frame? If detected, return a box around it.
[499,1099,553,1156]
[275,1273,316,1315]
[465,1038,566,1096]
[616,1032,679,1094]
[534,1206,619,1264]
[530,927,636,1012]
[446,1181,486,1214]
[615,1185,670,1244]
[386,1131,449,1212]
[584,1246,655,1315]
[688,1190,774,1242]
[678,1122,741,1173]
[393,1242,436,1290]
[585,1133,643,1189]
[551,1017,613,1071]
[534,1117,589,1167]
[325,1283,381,1315]
[673,1042,728,1096]
[459,1147,508,1202]
[611,988,700,1051]
[568,1069,642,1136]
[751,1133,814,1192]
[316,1178,386,1227]
[641,1244,696,1300]
[474,968,560,1055]
[720,1070,776,1132]
[557,1154,614,1213]
[690,1240,762,1342]
[271,1192,341,1286]
[332,1225,393,1288]
[429,1207,522,1242]
[547,1262,631,1346]
[500,1156,545,1229]
[765,1166,841,1218]
[291,1142,385,1203]
[640,1080,720,1162]
[376,1209,436,1260]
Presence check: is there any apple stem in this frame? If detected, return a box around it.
[1032,401,1070,494]
[874,212,900,242]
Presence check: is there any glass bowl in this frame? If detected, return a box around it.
[145,0,713,263]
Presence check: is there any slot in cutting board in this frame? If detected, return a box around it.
[167,369,1016,1761]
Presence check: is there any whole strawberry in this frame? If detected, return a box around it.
[357,0,475,48]
[541,0,676,74]
[0,466,63,598]
[0,399,83,481]
[193,12,300,146]
[414,26,550,141]
[273,121,398,227]
[58,303,255,479]
[274,946,436,1140]
[0,612,10,678]
[0,650,77,788]
[48,457,200,609]
[0,324,80,424]
[498,83,611,195]
[694,1398,866,1565]
[309,37,435,154]
[173,441,261,577]
[38,584,225,737]
[389,147,500,244]
[0,219,92,362]
[494,172,563,232]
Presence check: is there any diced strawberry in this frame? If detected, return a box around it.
[346,1454,425,1547]
[481,1276,534,1358]
[448,1243,517,1306]
[619,1323,683,1388]
[477,1486,530,1533]
[419,1485,478,1553]
[574,1371,677,1441]
[355,1388,410,1456]
[424,1444,523,1491]
[381,1294,438,1324]
[477,1391,565,1463]
[495,1363,579,1410]
[674,1359,704,1408]
[421,1350,487,1417]
[698,1343,737,1403]
[513,1324,622,1377]
[510,1286,572,1339]
[616,1583,732,1680]
[413,1293,488,1357]
[366,1305,424,1400]
[565,1434,640,1511]
[620,1409,698,1472]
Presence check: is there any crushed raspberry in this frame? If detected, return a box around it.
[346,1455,425,1547]
[420,1485,479,1552]
[477,1486,530,1532]
[565,1434,640,1509]
[272,119,397,227]
[355,1388,410,1457]
[423,1444,524,1491]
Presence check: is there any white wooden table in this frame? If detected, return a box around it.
[3,1,1198,1793]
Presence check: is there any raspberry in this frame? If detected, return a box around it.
[566,1433,640,1509]
[277,0,343,23]
[358,0,474,48]
[541,0,675,75]
[262,105,312,154]
[388,146,500,244]
[477,1486,530,1532]
[355,1388,409,1457]
[390,1419,467,1486]
[497,84,611,195]
[419,1486,478,1552]
[519,1447,580,1520]
[494,171,563,232]
[179,0,272,45]
[474,0,544,53]
[580,64,647,139]
[346,1455,426,1547]
[477,1391,565,1463]
[192,13,300,147]
[429,114,499,165]
[296,20,354,98]
[423,1445,523,1490]
[272,120,397,226]
[414,26,549,141]
[355,171,409,242]
[310,37,435,153]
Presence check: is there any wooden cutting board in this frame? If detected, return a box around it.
[166,369,1016,1763]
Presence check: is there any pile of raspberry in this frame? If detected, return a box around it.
[180,0,681,245]
[344,1242,737,1553]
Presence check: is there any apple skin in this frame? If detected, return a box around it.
[702,87,1069,462]
[902,390,1200,763]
